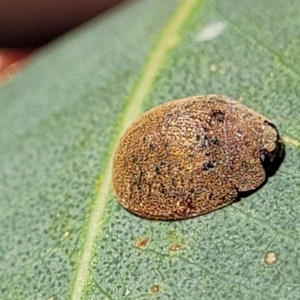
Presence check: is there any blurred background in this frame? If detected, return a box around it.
[0,0,125,83]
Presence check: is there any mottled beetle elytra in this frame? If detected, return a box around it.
[112,95,284,220]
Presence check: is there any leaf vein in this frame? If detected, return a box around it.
[69,0,198,299]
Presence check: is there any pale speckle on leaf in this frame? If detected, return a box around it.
[135,237,149,248]
[196,21,227,42]
[170,244,181,251]
[151,285,160,293]
[209,64,217,72]
[265,251,277,265]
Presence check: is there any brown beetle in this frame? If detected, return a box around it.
[112,95,284,220]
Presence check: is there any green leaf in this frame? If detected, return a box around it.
[1,0,299,299]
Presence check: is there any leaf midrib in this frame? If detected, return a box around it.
[69,0,198,299]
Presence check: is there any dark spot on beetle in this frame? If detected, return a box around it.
[212,111,225,122]
[159,182,167,194]
[245,140,250,147]
[130,155,137,163]
[241,161,250,171]
[196,134,201,141]
[149,143,155,150]
[155,166,161,174]
[171,178,177,187]
[197,135,209,149]
[207,192,213,201]
[207,135,219,145]
[198,141,206,149]
[202,161,214,171]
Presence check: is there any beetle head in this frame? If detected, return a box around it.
[260,121,284,176]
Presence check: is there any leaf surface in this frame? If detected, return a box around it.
[1,0,300,299]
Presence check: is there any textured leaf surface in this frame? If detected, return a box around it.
[1,0,300,299]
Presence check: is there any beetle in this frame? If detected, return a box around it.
[112,95,284,220]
